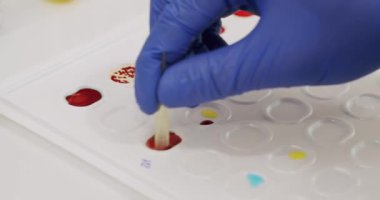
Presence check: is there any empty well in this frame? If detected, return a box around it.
[230,90,272,105]
[304,84,350,100]
[266,98,312,124]
[90,104,149,143]
[345,94,380,119]
[221,122,273,153]
[312,167,359,197]
[307,117,355,146]
[351,140,380,168]
[180,150,226,178]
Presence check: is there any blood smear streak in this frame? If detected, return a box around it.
[146,132,182,151]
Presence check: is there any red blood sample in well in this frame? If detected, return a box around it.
[146,132,182,151]
[110,66,135,84]
[66,88,102,107]
[200,120,214,125]
[234,10,254,17]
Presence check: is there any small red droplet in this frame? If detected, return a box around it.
[220,26,225,34]
[200,120,214,126]
[234,10,254,17]
[66,88,102,107]
[146,132,182,151]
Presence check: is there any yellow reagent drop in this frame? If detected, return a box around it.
[46,0,73,4]
[288,151,307,160]
[200,109,218,119]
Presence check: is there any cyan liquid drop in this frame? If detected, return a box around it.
[246,173,264,188]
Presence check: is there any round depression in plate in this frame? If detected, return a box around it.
[93,105,149,142]
[180,150,226,178]
[351,140,380,168]
[312,168,359,197]
[230,90,272,104]
[186,102,231,124]
[304,84,350,100]
[225,172,267,199]
[266,98,312,124]
[221,122,273,153]
[281,196,308,200]
[269,145,316,173]
[345,94,380,119]
[307,117,355,146]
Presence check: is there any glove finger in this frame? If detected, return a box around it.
[157,17,327,107]
[157,0,380,108]
[150,0,169,29]
[136,0,236,114]
[156,20,271,107]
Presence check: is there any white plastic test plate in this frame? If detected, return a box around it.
[1,10,380,200]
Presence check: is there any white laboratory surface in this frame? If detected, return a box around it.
[0,114,147,200]
[0,0,149,199]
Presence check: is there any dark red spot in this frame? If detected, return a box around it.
[234,10,254,17]
[66,88,102,107]
[220,26,225,34]
[200,120,214,126]
[111,65,135,84]
[146,132,182,151]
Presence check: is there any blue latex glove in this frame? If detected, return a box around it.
[136,0,380,114]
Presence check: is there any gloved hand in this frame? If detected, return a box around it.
[136,0,380,114]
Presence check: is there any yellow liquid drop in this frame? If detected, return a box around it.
[288,151,307,160]
[46,0,73,4]
[200,109,218,119]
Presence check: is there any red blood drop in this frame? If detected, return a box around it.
[200,120,214,126]
[220,26,225,34]
[146,132,182,151]
[66,88,102,107]
[234,10,254,17]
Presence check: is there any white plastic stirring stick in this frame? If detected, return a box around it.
[154,52,170,149]
[154,104,170,149]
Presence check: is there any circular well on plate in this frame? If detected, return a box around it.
[269,145,316,173]
[109,64,135,85]
[230,90,272,105]
[345,94,380,120]
[225,172,267,199]
[307,117,355,146]
[93,105,149,142]
[304,84,350,100]
[351,140,380,168]
[266,98,312,124]
[186,102,231,124]
[180,150,226,178]
[312,167,359,197]
[221,122,273,153]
